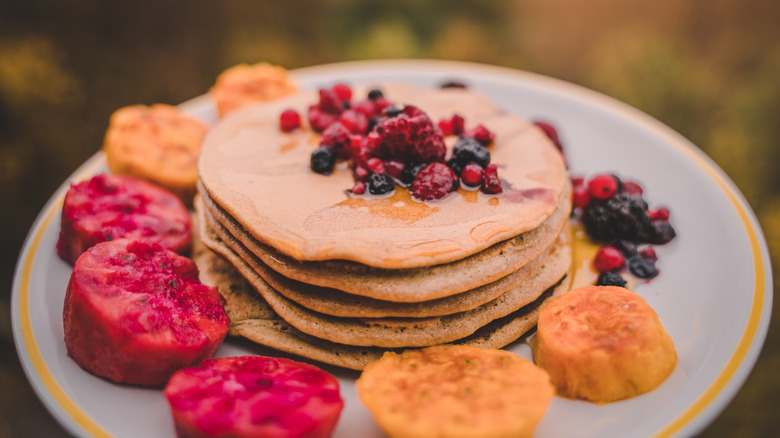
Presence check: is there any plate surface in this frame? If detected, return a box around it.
[12,60,773,438]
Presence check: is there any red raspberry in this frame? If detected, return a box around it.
[411,163,459,201]
[621,180,644,196]
[587,174,619,200]
[373,105,446,163]
[481,164,502,194]
[331,83,352,101]
[594,246,625,273]
[350,136,373,165]
[648,207,670,222]
[307,105,338,133]
[351,181,367,194]
[365,157,385,175]
[463,124,495,146]
[571,176,585,188]
[438,114,465,136]
[279,109,301,132]
[384,160,405,179]
[353,163,370,182]
[533,121,563,153]
[317,88,345,114]
[460,163,484,187]
[338,109,368,134]
[319,122,352,159]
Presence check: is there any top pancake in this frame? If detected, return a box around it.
[199,83,568,269]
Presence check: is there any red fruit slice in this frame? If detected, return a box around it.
[57,173,192,265]
[164,356,344,438]
[63,239,229,387]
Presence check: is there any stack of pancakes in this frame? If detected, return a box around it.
[194,83,572,370]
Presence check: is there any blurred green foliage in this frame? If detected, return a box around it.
[0,0,778,436]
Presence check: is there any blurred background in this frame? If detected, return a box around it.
[1,0,777,436]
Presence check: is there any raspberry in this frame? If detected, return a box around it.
[307,105,338,133]
[384,160,405,180]
[317,88,345,114]
[587,174,619,200]
[331,83,352,101]
[372,105,446,163]
[460,163,484,187]
[319,122,352,159]
[411,163,458,201]
[310,146,336,175]
[533,121,563,153]
[463,124,495,146]
[350,136,373,165]
[593,246,625,273]
[451,137,490,168]
[640,246,657,261]
[351,181,367,194]
[481,164,502,194]
[595,272,627,288]
[279,109,301,132]
[438,114,465,136]
[365,157,385,175]
[353,162,370,181]
[338,109,368,134]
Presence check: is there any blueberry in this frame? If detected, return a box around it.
[399,163,426,187]
[367,89,384,100]
[595,272,627,287]
[642,220,677,245]
[368,173,395,195]
[310,146,336,175]
[382,106,402,118]
[627,255,659,279]
[452,137,490,168]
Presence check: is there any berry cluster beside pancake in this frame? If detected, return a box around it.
[193,81,573,369]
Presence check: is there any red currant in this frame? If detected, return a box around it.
[587,174,619,200]
[279,109,301,132]
[593,246,625,273]
[573,184,591,209]
[460,163,484,187]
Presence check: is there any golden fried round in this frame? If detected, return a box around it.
[210,62,297,118]
[356,345,554,438]
[534,285,677,403]
[103,104,207,205]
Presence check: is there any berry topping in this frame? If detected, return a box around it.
[310,146,336,175]
[368,89,384,100]
[279,109,301,132]
[640,246,658,261]
[648,207,670,222]
[572,184,591,209]
[352,162,370,181]
[384,160,405,180]
[587,174,619,200]
[338,109,369,134]
[372,105,446,163]
[460,162,485,188]
[627,254,659,279]
[481,164,503,194]
[621,180,644,196]
[533,121,564,153]
[411,163,458,201]
[581,193,650,242]
[451,136,491,169]
[365,157,385,175]
[593,246,626,273]
[307,105,339,133]
[463,124,495,146]
[438,114,465,136]
[399,162,426,187]
[331,83,352,101]
[319,122,352,159]
[317,88,346,114]
[595,272,628,288]
[351,181,367,195]
[368,173,395,196]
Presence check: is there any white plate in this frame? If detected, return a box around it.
[12,60,773,438]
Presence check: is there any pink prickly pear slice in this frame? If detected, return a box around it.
[57,173,192,264]
[164,356,344,438]
[63,239,229,387]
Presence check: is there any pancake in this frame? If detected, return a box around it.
[193,226,571,370]
[200,210,571,348]
[198,83,569,269]
[199,181,571,302]
[197,196,564,318]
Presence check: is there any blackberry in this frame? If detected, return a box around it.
[451,137,490,168]
[310,146,336,175]
[627,254,659,279]
[399,163,426,187]
[595,272,627,288]
[368,173,395,195]
[581,193,650,242]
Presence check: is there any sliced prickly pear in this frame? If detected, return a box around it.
[63,238,229,387]
[57,173,191,264]
[164,356,344,438]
